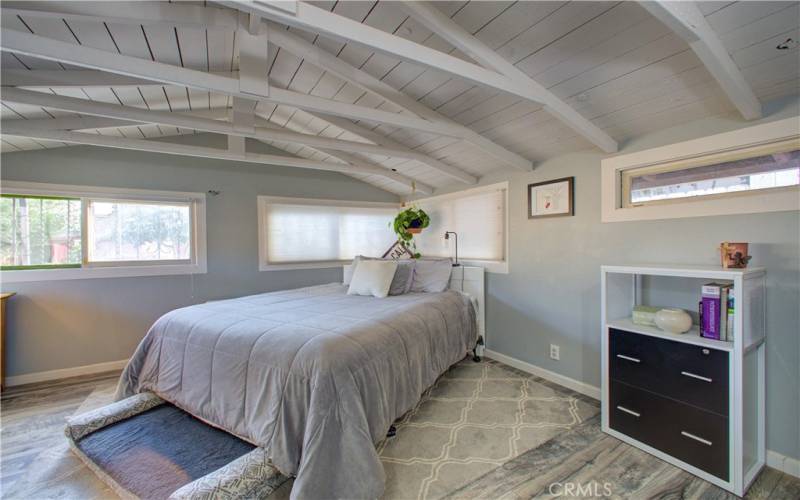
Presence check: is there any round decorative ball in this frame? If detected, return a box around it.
[654,308,692,334]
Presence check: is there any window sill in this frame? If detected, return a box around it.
[260,261,348,272]
[1,262,207,283]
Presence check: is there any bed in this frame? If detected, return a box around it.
[115,266,483,499]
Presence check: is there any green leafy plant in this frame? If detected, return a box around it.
[391,206,430,258]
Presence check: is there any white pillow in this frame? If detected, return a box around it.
[347,260,398,298]
[343,263,355,285]
[410,258,453,293]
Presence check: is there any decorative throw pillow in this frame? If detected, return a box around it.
[347,260,398,298]
[354,256,415,295]
[343,262,356,285]
[410,258,453,293]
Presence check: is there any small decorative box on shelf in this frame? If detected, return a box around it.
[601,264,766,497]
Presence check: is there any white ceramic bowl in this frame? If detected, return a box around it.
[654,308,692,334]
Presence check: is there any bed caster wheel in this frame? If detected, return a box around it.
[472,355,481,363]
[387,425,397,438]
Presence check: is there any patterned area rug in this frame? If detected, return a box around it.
[3,359,598,499]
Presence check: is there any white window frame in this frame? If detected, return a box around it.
[413,182,509,274]
[1,181,207,282]
[257,196,399,271]
[601,116,800,223]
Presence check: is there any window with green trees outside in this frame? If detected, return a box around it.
[0,195,82,270]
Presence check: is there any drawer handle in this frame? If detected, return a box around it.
[681,371,712,383]
[616,354,641,363]
[616,405,640,417]
[681,431,713,446]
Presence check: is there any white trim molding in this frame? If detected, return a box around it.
[767,450,800,479]
[484,349,601,400]
[0,181,208,282]
[601,117,800,223]
[5,358,128,387]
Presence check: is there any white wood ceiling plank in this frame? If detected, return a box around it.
[731,27,799,69]
[534,17,673,90]
[515,2,650,79]
[1,52,28,70]
[706,1,795,34]
[2,101,51,119]
[206,28,235,109]
[740,50,800,89]
[142,25,190,111]
[1,139,23,152]
[756,78,799,101]
[3,14,63,69]
[176,27,210,111]
[103,22,171,116]
[719,3,799,53]
[494,2,615,65]
[1,136,49,151]
[469,103,543,136]
[698,2,735,17]
[547,33,691,101]
[451,94,522,127]
[418,79,473,110]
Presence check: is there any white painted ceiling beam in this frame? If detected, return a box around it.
[0,70,236,88]
[641,1,762,120]
[399,1,617,153]
[1,123,423,191]
[1,88,463,174]
[0,1,238,31]
[231,1,617,153]
[0,30,465,138]
[267,26,526,173]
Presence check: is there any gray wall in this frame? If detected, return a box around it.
[0,135,398,377]
[426,96,800,461]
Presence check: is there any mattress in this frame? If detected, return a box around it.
[116,283,477,499]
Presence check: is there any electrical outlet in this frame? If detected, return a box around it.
[550,344,560,361]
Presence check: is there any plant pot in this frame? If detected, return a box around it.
[406,227,422,234]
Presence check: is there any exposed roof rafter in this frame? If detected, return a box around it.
[2,121,429,193]
[641,1,762,120]
[229,0,617,153]
[0,88,463,168]
[0,30,467,137]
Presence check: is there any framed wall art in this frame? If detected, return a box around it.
[528,176,574,218]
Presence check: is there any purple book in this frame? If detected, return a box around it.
[701,283,722,339]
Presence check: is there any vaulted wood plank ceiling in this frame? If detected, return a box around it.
[1,1,797,196]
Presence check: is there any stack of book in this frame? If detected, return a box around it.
[700,283,735,341]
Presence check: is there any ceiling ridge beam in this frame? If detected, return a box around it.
[640,1,762,120]
[0,30,467,138]
[398,1,617,153]
[230,1,617,153]
[1,123,423,189]
[266,26,524,173]
[0,69,238,88]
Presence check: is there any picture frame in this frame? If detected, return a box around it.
[528,176,574,218]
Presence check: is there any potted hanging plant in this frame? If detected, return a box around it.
[392,206,430,258]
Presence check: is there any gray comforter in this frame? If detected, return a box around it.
[116,283,477,499]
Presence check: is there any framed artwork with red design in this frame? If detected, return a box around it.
[528,177,574,219]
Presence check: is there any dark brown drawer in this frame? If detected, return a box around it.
[610,328,729,416]
[610,380,729,481]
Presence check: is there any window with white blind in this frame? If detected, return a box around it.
[414,182,508,273]
[258,196,397,270]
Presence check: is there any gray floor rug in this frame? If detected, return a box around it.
[3,359,599,499]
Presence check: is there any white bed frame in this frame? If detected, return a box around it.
[342,264,486,356]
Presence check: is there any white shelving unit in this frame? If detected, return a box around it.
[601,264,766,496]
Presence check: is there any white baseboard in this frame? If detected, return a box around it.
[484,349,601,400]
[767,450,800,479]
[485,349,800,480]
[5,359,128,387]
